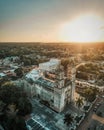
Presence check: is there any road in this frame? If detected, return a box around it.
[30,98,60,130]
[92,114,104,124]
[77,97,102,130]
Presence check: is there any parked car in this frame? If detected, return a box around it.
[93,106,97,112]
[96,103,100,106]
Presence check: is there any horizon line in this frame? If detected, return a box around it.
[0,41,104,44]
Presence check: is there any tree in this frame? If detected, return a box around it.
[0,100,6,114]
[75,97,84,115]
[8,98,32,130]
[0,81,32,130]
[0,82,25,104]
[17,97,32,117]
[76,97,84,109]
[8,115,28,130]
[76,71,88,80]
[20,55,24,61]
[14,67,23,78]
[23,59,31,66]
[61,58,70,76]
[91,87,99,97]
[83,87,97,102]
[84,88,93,102]
[64,113,73,127]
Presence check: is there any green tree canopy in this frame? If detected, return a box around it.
[83,87,98,102]
[76,97,84,109]
[64,113,73,126]
[0,82,26,105]
[0,81,32,130]
[14,68,23,78]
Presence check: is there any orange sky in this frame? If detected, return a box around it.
[0,0,104,42]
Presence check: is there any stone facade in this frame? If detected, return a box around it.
[14,59,73,112]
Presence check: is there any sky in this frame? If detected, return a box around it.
[0,0,104,42]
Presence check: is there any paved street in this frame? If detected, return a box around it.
[27,118,45,130]
[77,96,104,130]
[27,96,104,130]
[29,98,60,130]
[92,114,104,124]
[28,97,83,130]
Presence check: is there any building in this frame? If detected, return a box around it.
[67,64,76,103]
[39,59,61,72]
[25,69,41,81]
[76,79,104,93]
[24,59,73,112]
[0,73,6,78]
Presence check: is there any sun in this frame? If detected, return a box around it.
[59,14,104,43]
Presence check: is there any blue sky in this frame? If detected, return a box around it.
[0,0,104,42]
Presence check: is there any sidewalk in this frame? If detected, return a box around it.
[77,96,103,130]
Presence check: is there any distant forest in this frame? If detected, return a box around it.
[0,42,104,60]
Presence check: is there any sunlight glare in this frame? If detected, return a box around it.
[59,14,104,43]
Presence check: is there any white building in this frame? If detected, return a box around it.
[76,79,104,93]
[39,59,61,72]
[25,69,41,81]
[0,73,6,78]
[2,56,19,66]
[33,74,71,112]
[24,59,73,112]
